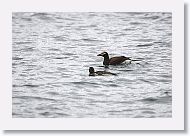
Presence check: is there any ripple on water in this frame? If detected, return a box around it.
[21,17,32,22]
[53,36,67,42]
[139,78,154,84]
[117,69,133,72]
[46,91,60,96]
[136,43,153,47]
[55,113,70,117]
[108,83,120,87]
[14,41,33,45]
[70,81,101,87]
[13,96,56,102]
[48,48,62,52]
[140,15,160,20]
[140,95,172,104]
[12,57,23,60]
[130,22,146,25]
[81,38,105,42]
[22,84,40,88]
[31,13,54,21]
[21,47,36,52]
[141,111,156,114]
[53,57,69,60]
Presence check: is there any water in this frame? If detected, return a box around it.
[12,12,172,118]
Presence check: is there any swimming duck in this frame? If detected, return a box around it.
[97,52,131,67]
[89,67,117,76]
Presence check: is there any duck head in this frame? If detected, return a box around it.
[97,52,110,67]
[89,67,96,76]
[89,67,95,73]
[97,52,109,57]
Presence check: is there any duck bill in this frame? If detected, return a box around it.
[97,53,103,56]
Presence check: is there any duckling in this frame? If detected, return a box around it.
[89,67,117,76]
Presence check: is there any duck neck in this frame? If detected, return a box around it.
[103,55,109,66]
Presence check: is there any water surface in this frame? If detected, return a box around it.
[12,12,172,118]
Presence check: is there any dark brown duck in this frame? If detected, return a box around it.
[97,52,131,67]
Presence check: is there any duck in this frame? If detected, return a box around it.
[89,67,117,76]
[97,52,131,67]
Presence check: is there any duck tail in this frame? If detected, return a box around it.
[123,56,131,60]
[131,59,143,61]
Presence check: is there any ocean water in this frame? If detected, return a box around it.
[12,12,172,118]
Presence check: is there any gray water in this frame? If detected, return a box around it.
[12,12,172,118]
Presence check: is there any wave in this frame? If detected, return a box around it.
[81,38,105,42]
[22,84,39,88]
[31,13,54,21]
[13,96,57,102]
[14,41,33,45]
[140,95,172,104]
[137,43,153,47]
[12,57,23,60]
